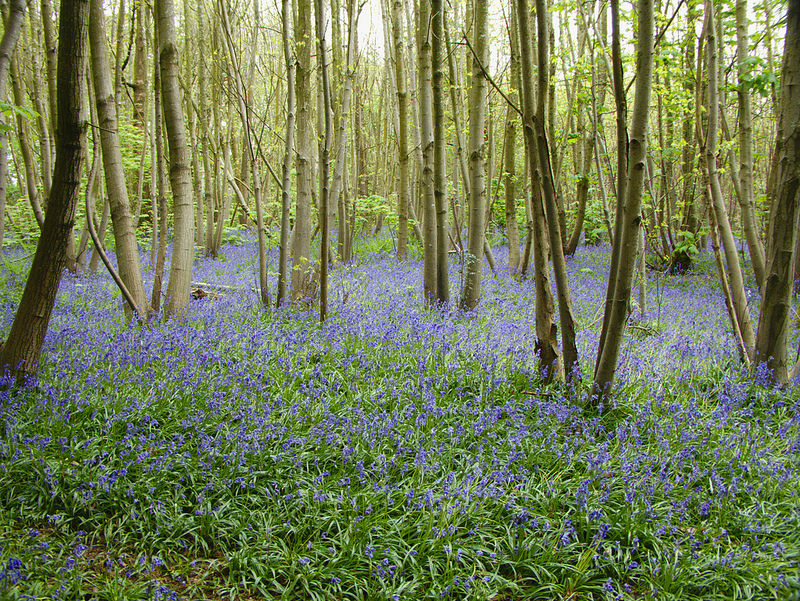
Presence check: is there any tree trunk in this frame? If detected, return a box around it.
[315,0,332,320]
[330,0,359,263]
[0,0,89,379]
[155,0,194,317]
[0,0,27,249]
[10,59,45,229]
[735,0,766,288]
[705,0,756,361]
[151,18,169,312]
[219,0,268,305]
[40,0,58,142]
[277,0,296,305]
[459,0,488,311]
[391,0,410,260]
[503,3,521,273]
[291,0,314,302]
[432,0,449,303]
[517,0,560,381]
[418,0,437,303]
[534,0,579,380]
[593,0,655,400]
[89,0,149,317]
[758,0,800,384]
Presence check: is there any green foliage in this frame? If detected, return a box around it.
[736,57,779,98]
[673,230,700,259]
[583,198,608,245]
[0,102,37,133]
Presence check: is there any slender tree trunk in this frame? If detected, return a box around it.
[758,0,800,383]
[277,0,296,305]
[315,0,332,320]
[151,19,168,313]
[331,0,359,262]
[594,0,628,375]
[391,0,410,260]
[534,0,579,380]
[10,59,45,229]
[432,0,449,303]
[89,0,149,317]
[705,0,756,360]
[0,0,27,249]
[459,0,488,311]
[40,0,58,142]
[444,19,468,250]
[0,0,89,378]
[219,0,268,305]
[504,3,521,273]
[292,0,314,301]
[735,0,766,288]
[418,0,437,303]
[517,0,560,381]
[155,0,194,317]
[593,0,655,400]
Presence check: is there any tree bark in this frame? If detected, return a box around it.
[391,0,410,261]
[517,0,560,381]
[735,0,766,288]
[418,0,437,303]
[705,0,756,361]
[459,0,488,311]
[277,0,297,305]
[315,0,332,320]
[89,0,149,317]
[534,0,579,380]
[593,0,655,400]
[0,0,89,379]
[432,0,449,303]
[291,0,314,301]
[758,0,800,384]
[155,0,195,317]
[504,2,521,273]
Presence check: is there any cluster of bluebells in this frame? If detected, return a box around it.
[0,236,797,599]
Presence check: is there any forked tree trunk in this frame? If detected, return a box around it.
[759,0,800,383]
[89,0,149,317]
[705,0,756,360]
[517,0,560,381]
[594,0,628,376]
[593,0,655,400]
[0,0,89,379]
[534,0,579,381]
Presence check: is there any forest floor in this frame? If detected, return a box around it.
[0,233,798,600]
